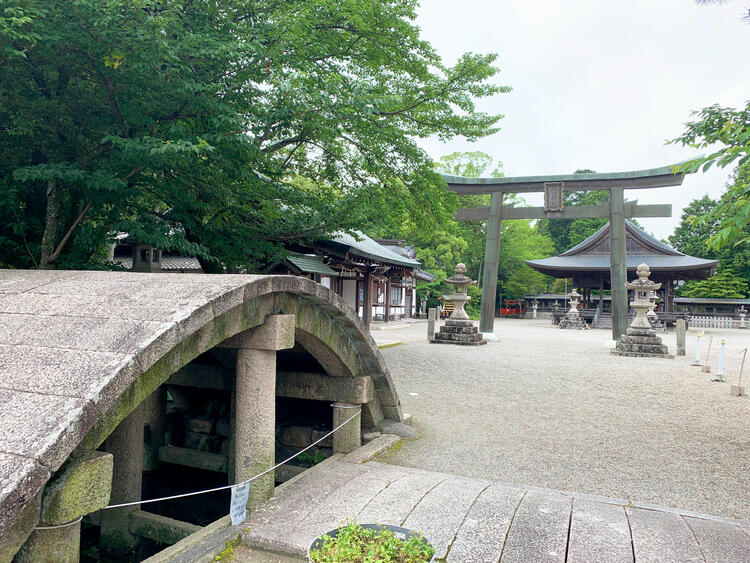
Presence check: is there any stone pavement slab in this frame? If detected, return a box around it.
[500,489,572,563]
[355,469,448,525]
[242,457,750,562]
[567,498,632,563]
[684,515,750,562]
[627,506,704,562]
[401,476,490,559]
[446,483,525,563]
[298,462,411,535]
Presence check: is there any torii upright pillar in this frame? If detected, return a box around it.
[445,165,690,341]
[480,193,502,334]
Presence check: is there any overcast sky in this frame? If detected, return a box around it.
[414,0,750,241]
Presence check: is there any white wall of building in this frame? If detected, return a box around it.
[342,279,357,313]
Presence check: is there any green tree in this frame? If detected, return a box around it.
[668,168,750,290]
[498,219,556,299]
[0,0,506,271]
[668,195,722,259]
[670,102,750,249]
[676,270,748,298]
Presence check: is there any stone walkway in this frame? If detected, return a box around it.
[381,319,750,521]
[242,452,750,562]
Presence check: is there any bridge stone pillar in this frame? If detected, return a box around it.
[100,402,145,556]
[226,314,295,512]
[332,402,362,454]
[17,452,112,563]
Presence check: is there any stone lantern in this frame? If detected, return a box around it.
[612,263,670,357]
[444,263,473,320]
[646,290,663,331]
[559,288,588,330]
[431,264,486,346]
[532,298,539,319]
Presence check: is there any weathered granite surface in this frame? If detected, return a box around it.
[431,319,486,346]
[0,270,404,544]
[243,458,750,562]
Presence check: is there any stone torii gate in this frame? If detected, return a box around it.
[443,165,689,341]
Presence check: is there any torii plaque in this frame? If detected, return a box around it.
[442,164,690,341]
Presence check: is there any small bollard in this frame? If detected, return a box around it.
[676,319,686,356]
[732,348,747,397]
[691,332,703,366]
[702,335,713,373]
[712,339,726,382]
[427,307,436,341]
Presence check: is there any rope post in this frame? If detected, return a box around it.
[676,319,686,356]
[702,336,714,373]
[332,403,361,454]
[691,332,703,366]
[732,349,747,397]
[713,340,726,382]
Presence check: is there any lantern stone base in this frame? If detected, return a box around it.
[558,311,588,330]
[612,328,671,358]
[431,320,486,346]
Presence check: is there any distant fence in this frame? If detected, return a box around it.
[689,316,740,329]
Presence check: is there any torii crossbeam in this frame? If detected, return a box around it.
[443,164,690,341]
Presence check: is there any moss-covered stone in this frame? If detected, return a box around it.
[0,492,40,562]
[41,451,113,525]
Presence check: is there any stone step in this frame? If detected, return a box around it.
[439,325,479,334]
[433,332,483,342]
[444,319,475,327]
[431,339,487,346]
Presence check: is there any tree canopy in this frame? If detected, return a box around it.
[671,102,750,250]
[669,166,750,297]
[0,0,507,271]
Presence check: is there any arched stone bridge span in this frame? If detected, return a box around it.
[0,270,404,559]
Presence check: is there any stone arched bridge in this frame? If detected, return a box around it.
[0,270,405,560]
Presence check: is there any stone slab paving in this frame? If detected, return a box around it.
[567,498,632,563]
[241,458,750,561]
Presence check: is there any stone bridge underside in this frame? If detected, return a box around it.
[0,270,404,555]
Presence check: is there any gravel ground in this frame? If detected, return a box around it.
[379,318,750,521]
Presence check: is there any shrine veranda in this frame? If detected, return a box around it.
[379,318,750,521]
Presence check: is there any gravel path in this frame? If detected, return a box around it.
[379,318,750,521]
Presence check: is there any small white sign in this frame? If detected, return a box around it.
[230,482,249,525]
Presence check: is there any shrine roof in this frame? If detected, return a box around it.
[526,220,718,276]
[561,219,679,256]
[285,254,339,276]
[327,231,420,269]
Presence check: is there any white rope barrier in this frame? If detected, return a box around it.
[34,516,83,530]
[102,410,360,510]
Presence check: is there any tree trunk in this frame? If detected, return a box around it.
[39,180,60,269]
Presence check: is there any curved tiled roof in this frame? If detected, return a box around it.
[527,220,718,277]
[330,232,421,268]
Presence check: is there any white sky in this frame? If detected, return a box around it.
[415,0,750,241]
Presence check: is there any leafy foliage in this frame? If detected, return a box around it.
[670,102,750,250]
[668,167,750,297]
[0,0,505,270]
[676,270,748,299]
[310,521,434,563]
[668,195,723,259]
